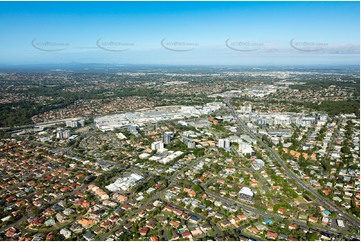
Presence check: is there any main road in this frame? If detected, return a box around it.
[202,185,352,238]
[223,98,360,231]
[0,117,85,131]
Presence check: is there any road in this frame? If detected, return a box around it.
[324,118,341,162]
[0,117,84,131]
[223,98,360,231]
[231,146,271,195]
[98,187,165,241]
[201,184,354,238]
[98,158,202,240]
[0,180,91,234]
[160,199,223,237]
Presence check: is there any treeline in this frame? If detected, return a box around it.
[0,99,72,127]
[289,78,360,91]
[93,168,120,188]
[304,100,360,118]
[113,87,160,98]
[0,85,162,127]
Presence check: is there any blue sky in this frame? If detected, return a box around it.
[0,1,359,66]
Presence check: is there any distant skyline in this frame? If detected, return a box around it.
[0,1,359,66]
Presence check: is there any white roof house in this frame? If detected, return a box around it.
[239,187,254,197]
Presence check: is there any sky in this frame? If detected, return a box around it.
[0,1,359,66]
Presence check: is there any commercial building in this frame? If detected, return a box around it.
[182,137,196,149]
[94,103,223,132]
[218,139,230,149]
[163,132,174,144]
[105,173,144,192]
[149,150,184,164]
[65,119,85,128]
[151,141,164,151]
[56,129,71,139]
[239,142,254,155]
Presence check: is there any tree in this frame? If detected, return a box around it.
[341,146,351,155]
[203,199,212,207]
[194,148,205,157]
[30,206,41,216]
[192,184,203,193]
[307,233,319,241]
[194,207,201,213]
[202,210,209,217]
